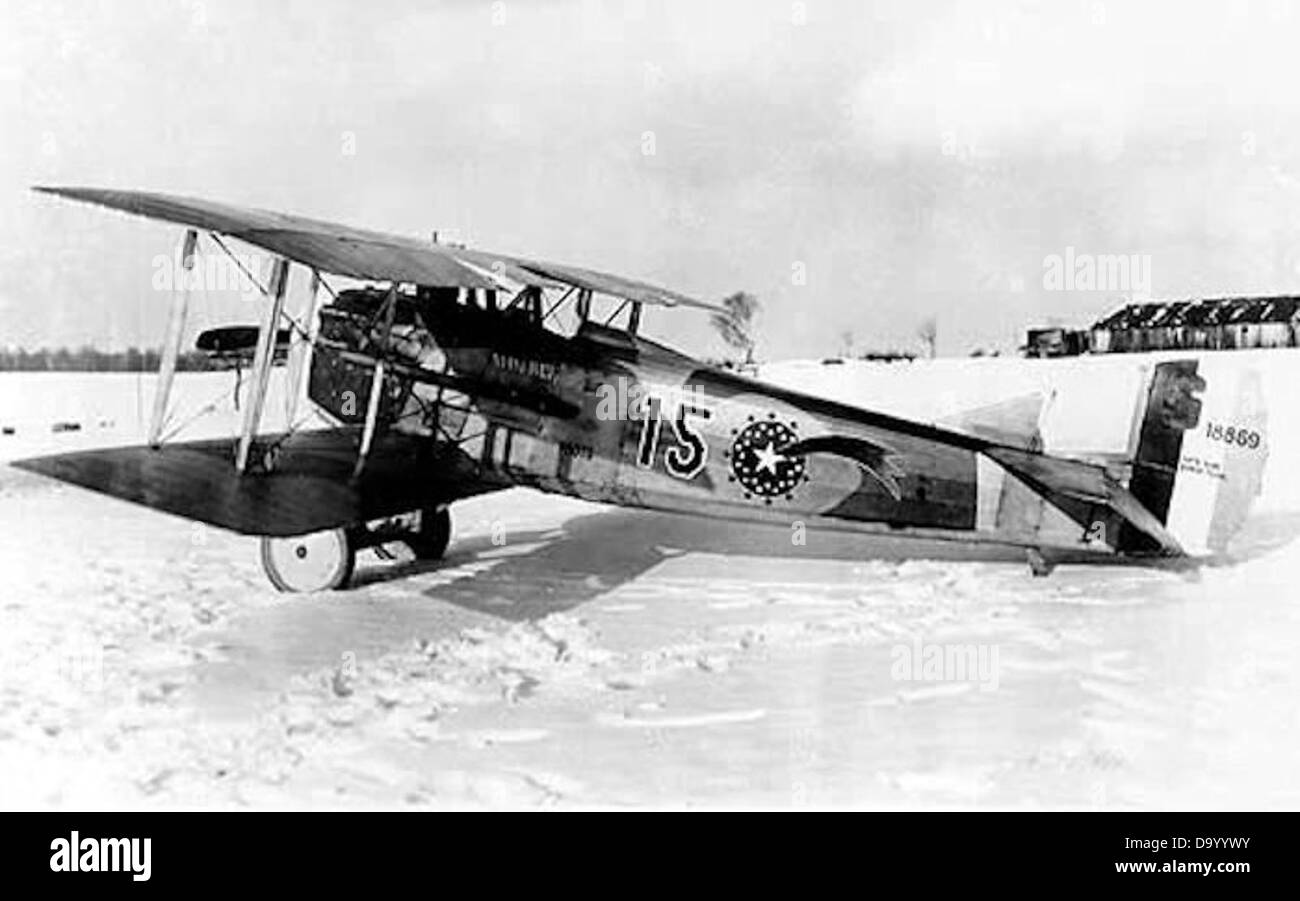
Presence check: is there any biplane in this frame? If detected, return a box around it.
[12,187,1262,591]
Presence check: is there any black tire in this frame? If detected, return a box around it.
[405,506,452,560]
[260,528,356,592]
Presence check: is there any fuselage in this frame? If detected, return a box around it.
[388,300,1112,558]
[301,291,1282,563]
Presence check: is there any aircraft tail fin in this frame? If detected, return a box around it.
[1121,359,1268,555]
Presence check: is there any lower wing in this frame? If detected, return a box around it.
[11,428,509,537]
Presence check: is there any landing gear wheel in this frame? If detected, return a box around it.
[260,528,356,592]
[405,506,452,560]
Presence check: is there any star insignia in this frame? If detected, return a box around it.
[727,416,808,501]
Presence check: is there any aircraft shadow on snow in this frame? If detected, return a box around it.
[350,505,1300,623]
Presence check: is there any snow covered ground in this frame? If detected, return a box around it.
[2,363,1299,810]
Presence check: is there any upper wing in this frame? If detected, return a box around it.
[32,186,724,313]
[11,428,510,536]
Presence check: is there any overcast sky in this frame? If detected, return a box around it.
[5,0,1300,359]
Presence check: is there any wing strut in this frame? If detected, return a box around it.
[236,257,290,473]
[354,360,386,480]
[353,285,399,479]
[148,229,198,448]
[285,268,322,428]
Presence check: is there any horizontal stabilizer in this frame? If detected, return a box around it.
[986,445,1184,555]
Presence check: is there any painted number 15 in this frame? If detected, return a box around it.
[636,394,712,480]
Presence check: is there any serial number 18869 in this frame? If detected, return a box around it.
[1204,422,1262,449]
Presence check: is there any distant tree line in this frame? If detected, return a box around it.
[0,347,223,372]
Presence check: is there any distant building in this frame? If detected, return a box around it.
[1024,327,1091,358]
[1088,296,1300,354]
